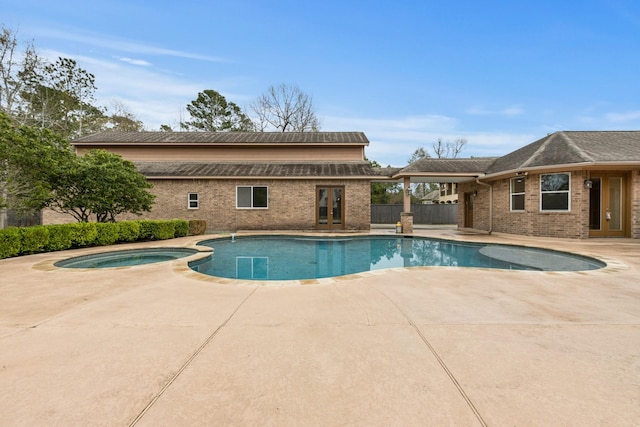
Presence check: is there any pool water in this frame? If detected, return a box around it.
[56,248,198,268]
[190,236,605,281]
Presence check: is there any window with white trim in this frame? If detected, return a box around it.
[540,173,570,211]
[187,193,199,209]
[510,177,525,211]
[236,186,268,208]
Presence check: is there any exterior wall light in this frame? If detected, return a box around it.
[584,179,593,189]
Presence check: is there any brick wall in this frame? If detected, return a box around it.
[43,178,371,231]
[632,170,640,239]
[459,171,595,239]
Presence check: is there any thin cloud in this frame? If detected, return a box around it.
[117,56,152,67]
[466,105,525,116]
[605,110,640,123]
[34,27,228,62]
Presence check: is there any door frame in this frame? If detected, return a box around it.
[463,192,474,228]
[588,173,630,237]
[316,186,345,230]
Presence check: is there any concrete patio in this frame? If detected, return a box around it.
[1,228,638,426]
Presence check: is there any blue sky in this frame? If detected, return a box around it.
[3,0,640,166]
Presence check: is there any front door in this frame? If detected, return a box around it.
[317,186,344,230]
[464,192,474,228]
[589,174,628,237]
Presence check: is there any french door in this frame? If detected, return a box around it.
[316,186,344,230]
[589,174,628,237]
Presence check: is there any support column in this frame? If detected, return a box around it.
[403,177,411,212]
[400,212,414,234]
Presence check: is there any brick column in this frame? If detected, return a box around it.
[400,212,414,234]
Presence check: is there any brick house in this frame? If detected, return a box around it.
[46,129,640,239]
[60,131,373,231]
[454,131,640,238]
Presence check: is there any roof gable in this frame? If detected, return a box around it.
[486,131,640,174]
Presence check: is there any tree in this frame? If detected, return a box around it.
[407,138,468,202]
[368,158,401,204]
[0,111,75,214]
[1,112,154,223]
[0,26,44,120]
[407,146,430,164]
[407,147,432,200]
[433,138,467,159]
[18,57,106,138]
[50,150,155,222]
[181,89,253,132]
[107,101,144,132]
[251,83,320,132]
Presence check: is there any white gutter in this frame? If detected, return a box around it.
[480,161,640,181]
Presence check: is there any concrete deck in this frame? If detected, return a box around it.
[1,228,638,426]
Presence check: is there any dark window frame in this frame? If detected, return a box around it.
[236,186,269,209]
[540,173,571,212]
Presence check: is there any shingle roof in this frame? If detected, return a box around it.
[486,131,640,174]
[398,157,498,175]
[134,161,373,178]
[73,131,369,145]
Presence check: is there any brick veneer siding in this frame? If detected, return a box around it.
[89,178,370,231]
[42,178,372,230]
[632,169,640,239]
[459,171,597,239]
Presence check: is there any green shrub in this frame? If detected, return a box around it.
[137,220,154,240]
[153,221,175,240]
[1,219,185,259]
[172,219,189,238]
[20,226,49,254]
[70,222,98,247]
[0,227,22,259]
[117,221,140,242]
[44,224,74,252]
[137,220,175,240]
[95,223,119,246]
[188,219,207,236]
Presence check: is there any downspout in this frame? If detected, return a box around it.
[475,178,493,234]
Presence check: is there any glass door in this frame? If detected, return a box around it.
[317,186,344,230]
[589,174,627,237]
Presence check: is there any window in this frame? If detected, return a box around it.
[188,193,199,209]
[510,177,525,211]
[540,173,570,211]
[237,186,268,208]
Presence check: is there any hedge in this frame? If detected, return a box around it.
[0,227,21,259]
[0,219,194,260]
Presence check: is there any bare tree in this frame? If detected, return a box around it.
[251,83,320,132]
[433,138,467,158]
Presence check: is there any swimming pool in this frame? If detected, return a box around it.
[56,248,198,268]
[189,236,605,281]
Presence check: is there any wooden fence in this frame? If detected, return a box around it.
[371,204,458,224]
